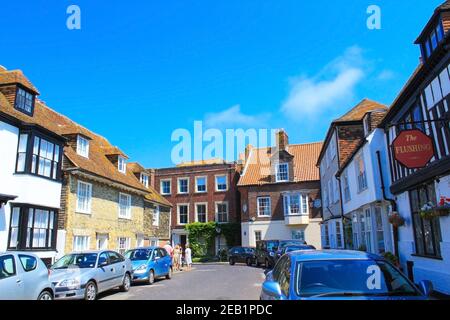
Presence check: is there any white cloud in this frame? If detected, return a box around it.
[376,69,395,81]
[280,46,365,122]
[204,104,270,128]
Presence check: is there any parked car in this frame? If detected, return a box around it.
[228,247,256,266]
[255,240,307,269]
[260,250,432,300]
[124,247,172,284]
[49,250,133,300]
[0,252,54,300]
[275,244,316,262]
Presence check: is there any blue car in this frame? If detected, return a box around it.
[261,250,433,300]
[124,247,172,285]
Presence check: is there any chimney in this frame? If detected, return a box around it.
[149,169,156,188]
[276,129,289,152]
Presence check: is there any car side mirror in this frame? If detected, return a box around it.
[419,280,434,297]
[154,256,160,261]
[262,281,282,299]
[98,260,108,268]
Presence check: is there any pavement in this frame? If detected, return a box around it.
[99,262,266,300]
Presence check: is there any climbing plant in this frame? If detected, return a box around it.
[185,222,217,256]
[218,223,241,248]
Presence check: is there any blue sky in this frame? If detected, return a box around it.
[0,0,443,167]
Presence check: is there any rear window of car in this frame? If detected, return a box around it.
[0,255,16,279]
[19,255,37,272]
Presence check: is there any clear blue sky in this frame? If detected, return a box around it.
[0,0,443,167]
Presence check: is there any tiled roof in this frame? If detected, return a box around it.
[0,69,39,94]
[237,142,323,186]
[333,98,387,123]
[0,69,170,206]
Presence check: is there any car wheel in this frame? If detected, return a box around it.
[246,258,252,266]
[147,270,155,285]
[120,273,131,292]
[229,257,235,265]
[84,281,97,301]
[166,267,172,280]
[37,290,53,301]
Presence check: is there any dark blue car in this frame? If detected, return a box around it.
[261,250,433,300]
[124,247,172,285]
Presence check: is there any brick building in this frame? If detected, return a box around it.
[237,130,323,249]
[154,160,240,253]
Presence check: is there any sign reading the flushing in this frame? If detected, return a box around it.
[171,121,279,165]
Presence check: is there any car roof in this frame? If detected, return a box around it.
[288,250,383,261]
[129,247,159,250]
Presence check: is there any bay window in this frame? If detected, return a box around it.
[8,205,57,251]
[283,193,308,215]
[15,132,62,180]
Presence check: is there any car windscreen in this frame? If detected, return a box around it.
[52,253,98,269]
[295,259,420,298]
[285,246,315,253]
[266,241,279,251]
[125,249,152,261]
[279,240,305,249]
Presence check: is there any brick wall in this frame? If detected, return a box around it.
[239,181,321,222]
[154,164,240,230]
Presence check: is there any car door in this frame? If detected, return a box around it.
[159,248,170,274]
[0,254,23,300]
[17,254,43,300]
[108,251,126,287]
[96,252,114,292]
[152,249,163,276]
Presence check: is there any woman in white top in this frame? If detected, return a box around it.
[185,244,192,270]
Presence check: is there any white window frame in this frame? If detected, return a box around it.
[96,234,108,250]
[153,205,160,227]
[73,236,90,252]
[215,175,228,192]
[355,153,368,193]
[76,135,90,158]
[275,163,289,182]
[177,177,189,194]
[160,179,172,195]
[118,156,127,174]
[177,203,189,225]
[140,173,149,188]
[118,193,132,219]
[76,181,92,214]
[194,202,208,223]
[117,237,130,255]
[343,171,351,203]
[254,230,262,242]
[283,193,309,216]
[257,197,272,217]
[215,201,229,223]
[195,176,208,193]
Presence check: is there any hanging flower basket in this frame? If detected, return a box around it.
[420,202,435,220]
[434,203,450,217]
[388,212,405,227]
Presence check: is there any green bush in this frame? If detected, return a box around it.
[185,222,217,257]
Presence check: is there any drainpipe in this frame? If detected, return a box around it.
[376,150,399,259]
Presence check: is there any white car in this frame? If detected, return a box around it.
[0,252,54,300]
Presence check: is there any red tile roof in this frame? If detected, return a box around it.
[238,142,323,186]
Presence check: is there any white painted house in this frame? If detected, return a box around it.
[337,110,395,255]
[0,67,65,265]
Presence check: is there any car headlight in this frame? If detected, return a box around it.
[135,264,147,272]
[269,252,275,257]
[58,279,80,290]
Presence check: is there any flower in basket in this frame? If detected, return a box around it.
[420,202,435,220]
[435,198,450,217]
[388,212,405,227]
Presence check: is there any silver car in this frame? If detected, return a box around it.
[50,250,133,300]
[0,252,54,300]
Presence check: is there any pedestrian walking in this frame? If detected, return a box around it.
[173,244,181,271]
[185,244,192,270]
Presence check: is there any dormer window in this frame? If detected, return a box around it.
[76,135,89,158]
[276,163,289,182]
[15,87,35,115]
[118,156,126,173]
[421,21,445,60]
[140,173,149,188]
